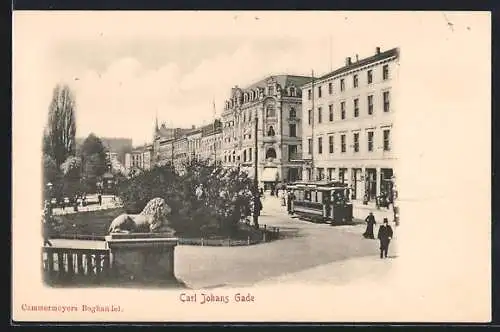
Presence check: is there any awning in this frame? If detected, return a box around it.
[261,167,278,182]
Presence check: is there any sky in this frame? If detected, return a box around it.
[14,11,486,146]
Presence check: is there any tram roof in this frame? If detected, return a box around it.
[287,180,348,187]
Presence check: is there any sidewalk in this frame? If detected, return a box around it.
[254,254,397,286]
[52,200,122,216]
[351,200,394,223]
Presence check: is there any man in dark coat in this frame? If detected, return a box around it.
[286,190,295,215]
[377,218,393,258]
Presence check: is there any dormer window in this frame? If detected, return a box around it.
[268,86,274,96]
[289,87,296,97]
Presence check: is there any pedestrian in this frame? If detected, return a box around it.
[363,212,376,239]
[259,187,264,199]
[98,193,102,206]
[280,189,286,206]
[377,218,394,259]
[42,201,53,247]
[287,190,295,215]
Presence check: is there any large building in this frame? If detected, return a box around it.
[300,47,399,203]
[221,74,312,189]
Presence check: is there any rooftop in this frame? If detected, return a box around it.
[242,74,313,91]
[302,47,399,87]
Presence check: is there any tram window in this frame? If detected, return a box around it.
[317,191,323,203]
[297,190,303,200]
[304,191,311,201]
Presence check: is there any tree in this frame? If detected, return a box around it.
[43,84,77,167]
[42,154,59,186]
[60,156,82,200]
[80,133,107,192]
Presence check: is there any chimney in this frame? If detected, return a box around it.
[345,57,352,66]
[355,54,359,62]
[376,47,381,54]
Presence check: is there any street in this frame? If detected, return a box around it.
[175,196,398,289]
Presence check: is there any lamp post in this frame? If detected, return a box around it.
[253,115,259,228]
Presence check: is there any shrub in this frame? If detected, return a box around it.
[116,159,255,237]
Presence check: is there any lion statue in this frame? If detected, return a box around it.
[108,197,174,234]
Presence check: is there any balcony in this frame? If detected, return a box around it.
[287,117,301,122]
[262,136,277,143]
[288,153,302,162]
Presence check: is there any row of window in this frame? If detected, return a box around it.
[307,91,390,124]
[223,148,254,163]
[226,86,299,109]
[224,105,298,126]
[307,129,391,154]
[308,64,390,100]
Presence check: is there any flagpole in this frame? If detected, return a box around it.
[213,98,217,165]
[311,69,315,181]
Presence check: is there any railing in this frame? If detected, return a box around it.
[42,247,111,285]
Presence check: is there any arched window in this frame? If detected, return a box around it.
[265,148,277,160]
[266,104,275,117]
[289,107,296,119]
[289,87,296,97]
[267,126,275,137]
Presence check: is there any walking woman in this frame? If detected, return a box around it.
[363,212,376,239]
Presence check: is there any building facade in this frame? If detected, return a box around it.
[301,47,399,202]
[153,120,224,167]
[153,124,190,166]
[124,144,153,173]
[221,74,311,189]
[199,120,223,162]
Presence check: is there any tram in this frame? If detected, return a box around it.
[288,181,353,224]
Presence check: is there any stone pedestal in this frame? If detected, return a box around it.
[105,233,178,284]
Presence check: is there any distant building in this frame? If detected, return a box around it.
[152,123,192,167]
[199,120,223,162]
[124,144,153,174]
[221,74,312,189]
[152,118,223,167]
[300,46,399,203]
